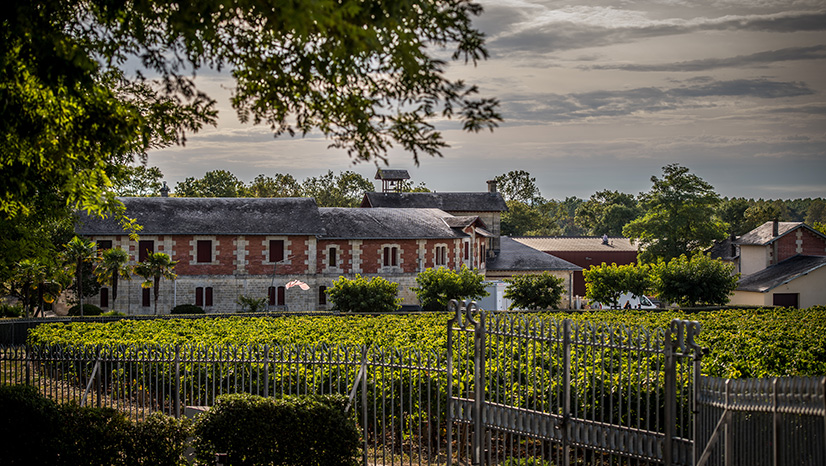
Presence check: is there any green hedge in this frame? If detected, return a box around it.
[193,393,360,466]
[67,303,103,316]
[0,385,190,466]
[171,304,205,314]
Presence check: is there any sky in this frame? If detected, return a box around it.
[146,0,826,201]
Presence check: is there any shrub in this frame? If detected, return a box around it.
[583,262,652,308]
[652,254,739,307]
[0,303,23,318]
[327,274,401,313]
[67,303,103,316]
[101,310,127,317]
[236,294,267,313]
[170,304,205,315]
[193,393,359,466]
[413,266,489,311]
[504,272,566,310]
[0,385,62,465]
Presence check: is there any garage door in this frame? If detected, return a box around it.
[772,293,799,308]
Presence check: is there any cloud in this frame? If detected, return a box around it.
[499,78,814,124]
[585,45,826,71]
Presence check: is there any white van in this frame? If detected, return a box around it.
[589,293,656,310]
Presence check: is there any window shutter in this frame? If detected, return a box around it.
[268,287,276,306]
[277,286,286,306]
[270,240,284,263]
[138,240,154,262]
[197,240,212,263]
[142,288,151,307]
[205,287,213,307]
[195,287,204,306]
[100,288,109,308]
[319,286,327,305]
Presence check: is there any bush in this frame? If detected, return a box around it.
[0,303,23,318]
[327,274,401,313]
[413,266,489,311]
[193,393,360,466]
[170,304,204,314]
[652,254,739,307]
[236,294,267,313]
[504,272,566,310]
[67,303,103,316]
[0,385,190,466]
[583,262,652,308]
[101,310,127,317]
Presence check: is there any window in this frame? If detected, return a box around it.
[464,242,470,261]
[269,240,284,263]
[195,287,214,307]
[196,240,212,263]
[329,247,337,267]
[138,240,154,262]
[100,288,109,308]
[319,286,327,305]
[435,246,447,266]
[268,286,276,306]
[142,288,151,307]
[97,240,112,251]
[383,246,398,267]
[277,286,285,306]
[480,244,486,264]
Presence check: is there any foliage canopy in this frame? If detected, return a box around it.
[413,266,488,311]
[504,272,566,310]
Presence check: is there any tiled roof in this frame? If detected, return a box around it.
[318,208,467,239]
[76,197,323,236]
[362,192,508,212]
[737,255,826,292]
[487,237,582,272]
[735,221,803,246]
[374,169,410,180]
[512,236,638,252]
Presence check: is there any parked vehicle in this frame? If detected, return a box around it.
[589,292,656,310]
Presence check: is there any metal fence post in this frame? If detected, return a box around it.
[174,344,181,419]
[472,304,485,466]
[664,325,676,466]
[562,319,571,466]
[772,378,779,466]
[362,346,368,466]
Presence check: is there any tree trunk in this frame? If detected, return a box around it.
[77,259,84,317]
[112,273,119,312]
[153,277,160,315]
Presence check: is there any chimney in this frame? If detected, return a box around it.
[487,180,497,193]
[772,219,779,237]
[160,181,169,197]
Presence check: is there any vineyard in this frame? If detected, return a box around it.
[27,306,826,378]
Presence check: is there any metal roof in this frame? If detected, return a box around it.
[512,236,638,252]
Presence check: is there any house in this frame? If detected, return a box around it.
[511,236,638,297]
[727,220,826,308]
[76,183,578,313]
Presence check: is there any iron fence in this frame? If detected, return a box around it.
[695,376,826,466]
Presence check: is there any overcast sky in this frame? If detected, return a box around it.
[146,0,826,200]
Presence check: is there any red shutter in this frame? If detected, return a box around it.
[329,247,337,267]
[383,247,390,266]
[197,240,212,263]
[195,287,203,306]
[205,287,213,307]
[319,286,327,305]
[139,240,154,262]
[270,240,284,263]
[277,286,285,306]
[268,287,276,306]
[142,288,151,307]
[464,242,469,260]
[392,247,398,266]
[100,288,109,308]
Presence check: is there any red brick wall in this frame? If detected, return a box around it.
[360,239,420,273]
[776,228,826,263]
[316,240,353,273]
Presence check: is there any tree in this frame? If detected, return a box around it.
[2,0,499,220]
[134,252,177,315]
[94,248,132,312]
[413,266,488,311]
[326,275,401,313]
[301,171,376,207]
[504,272,566,310]
[494,171,542,205]
[717,197,753,236]
[805,199,826,225]
[500,200,562,237]
[583,262,653,308]
[113,165,165,197]
[244,174,303,198]
[744,201,785,229]
[175,170,245,198]
[623,164,727,263]
[12,259,46,318]
[60,236,98,317]
[575,190,640,236]
[651,254,738,307]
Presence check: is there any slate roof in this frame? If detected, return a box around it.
[512,236,637,252]
[318,208,468,239]
[374,169,410,180]
[706,236,739,261]
[735,221,817,246]
[487,237,582,272]
[76,197,323,236]
[361,192,508,212]
[737,255,826,293]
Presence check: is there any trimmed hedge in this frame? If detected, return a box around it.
[67,303,103,316]
[193,393,360,466]
[170,304,205,314]
[0,385,190,466]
